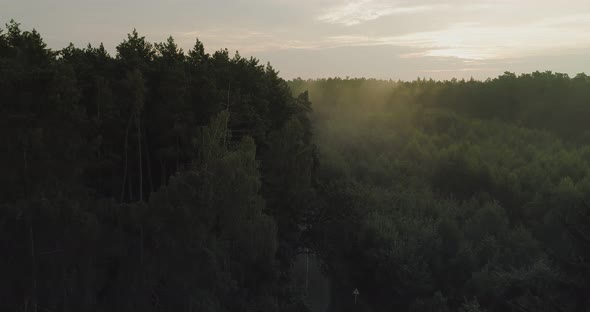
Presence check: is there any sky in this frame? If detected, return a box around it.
[2,0,590,80]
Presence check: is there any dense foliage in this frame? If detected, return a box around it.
[0,21,315,311]
[291,76,590,312]
[3,19,590,312]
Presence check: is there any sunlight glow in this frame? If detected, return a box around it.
[391,17,590,60]
[179,13,590,61]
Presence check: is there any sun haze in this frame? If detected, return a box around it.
[2,0,589,79]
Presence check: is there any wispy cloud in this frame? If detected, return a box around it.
[313,13,590,60]
[176,29,321,53]
[175,6,590,66]
[5,0,590,80]
[420,67,502,73]
[317,0,438,26]
[315,0,498,26]
[391,15,590,60]
[177,11,590,61]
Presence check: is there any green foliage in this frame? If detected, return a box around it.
[459,298,485,312]
[409,292,450,312]
[0,22,313,312]
[3,20,590,312]
[140,112,279,310]
[293,76,590,312]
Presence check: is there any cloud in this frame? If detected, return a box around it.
[419,67,502,73]
[175,5,590,65]
[175,28,324,53]
[317,0,438,26]
[312,13,590,60]
[391,15,590,60]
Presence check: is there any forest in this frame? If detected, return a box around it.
[2,20,590,312]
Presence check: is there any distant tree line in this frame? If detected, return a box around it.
[291,76,590,312]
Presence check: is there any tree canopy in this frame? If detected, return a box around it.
[2,20,590,312]
[0,20,315,312]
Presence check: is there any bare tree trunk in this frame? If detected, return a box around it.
[128,172,133,202]
[62,267,68,311]
[140,226,144,266]
[176,136,180,173]
[159,156,166,187]
[96,78,102,123]
[137,114,143,201]
[224,82,231,147]
[97,95,101,122]
[29,221,37,312]
[23,145,37,312]
[23,148,28,197]
[121,114,134,202]
[143,121,154,193]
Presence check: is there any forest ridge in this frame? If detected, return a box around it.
[2,21,590,312]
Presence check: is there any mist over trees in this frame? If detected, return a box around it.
[290,76,590,312]
[2,20,590,312]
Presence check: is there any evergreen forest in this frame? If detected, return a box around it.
[2,21,590,312]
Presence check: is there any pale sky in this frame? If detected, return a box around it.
[2,0,590,80]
